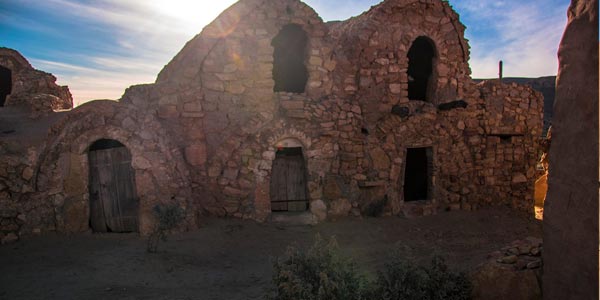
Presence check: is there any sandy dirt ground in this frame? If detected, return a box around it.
[0,206,541,300]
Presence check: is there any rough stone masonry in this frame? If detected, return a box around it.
[0,0,543,242]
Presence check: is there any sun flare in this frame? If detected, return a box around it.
[147,0,237,32]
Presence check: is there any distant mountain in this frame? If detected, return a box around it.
[474,76,556,135]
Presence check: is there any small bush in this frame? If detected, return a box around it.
[268,238,471,300]
[268,235,368,300]
[146,203,185,253]
[370,255,472,300]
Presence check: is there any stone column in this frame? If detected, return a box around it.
[542,0,599,298]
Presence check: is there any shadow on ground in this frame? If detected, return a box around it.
[0,206,541,300]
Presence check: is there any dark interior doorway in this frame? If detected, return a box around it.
[407,36,435,101]
[88,139,139,233]
[270,147,308,212]
[272,24,308,93]
[0,66,12,107]
[403,147,432,202]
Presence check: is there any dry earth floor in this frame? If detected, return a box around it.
[0,206,541,300]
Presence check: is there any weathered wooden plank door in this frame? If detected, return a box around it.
[270,148,308,212]
[89,145,139,232]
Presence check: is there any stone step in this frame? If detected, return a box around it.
[269,211,317,226]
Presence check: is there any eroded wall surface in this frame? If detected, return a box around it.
[542,0,599,298]
[0,47,72,113]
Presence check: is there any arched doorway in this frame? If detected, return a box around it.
[407,36,436,101]
[0,66,12,107]
[272,24,308,93]
[270,146,308,212]
[88,139,139,232]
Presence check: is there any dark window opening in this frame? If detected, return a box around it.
[0,66,12,107]
[407,36,436,101]
[270,147,308,212]
[488,133,523,143]
[272,24,308,93]
[403,147,433,202]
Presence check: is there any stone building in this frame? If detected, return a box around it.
[0,48,72,112]
[0,0,543,242]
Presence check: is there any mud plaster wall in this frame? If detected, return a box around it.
[0,0,544,242]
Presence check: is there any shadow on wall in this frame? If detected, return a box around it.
[407,36,436,102]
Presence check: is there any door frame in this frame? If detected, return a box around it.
[88,139,139,233]
[269,146,309,212]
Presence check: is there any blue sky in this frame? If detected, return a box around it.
[0,0,569,105]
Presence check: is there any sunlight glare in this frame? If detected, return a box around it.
[147,0,238,34]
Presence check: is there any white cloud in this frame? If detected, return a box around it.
[454,0,568,78]
[16,0,236,105]
[13,0,568,104]
[304,0,379,21]
[30,57,157,106]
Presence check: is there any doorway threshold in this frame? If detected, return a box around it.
[270,211,317,226]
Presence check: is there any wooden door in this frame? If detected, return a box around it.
[270,148,308,212]
[89,146,139,232]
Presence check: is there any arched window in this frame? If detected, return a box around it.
[0,66,12,107]
[407,36,436,101]
[272,24,308,93]
[88,139,139,233]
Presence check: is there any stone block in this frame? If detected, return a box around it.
[310,199,327,221]
[223,186,243,197]
[183,103,202,112]
[370,147,390,170]
[389,83,402,94]
[132,156,152,169]
[223,168,239,180]
[21,167,33,181]
[1,233,18,245]
[157,105,179,118]
[328,198,351,216]
[184,144,207,166]
[511,173,527,184]
[323,177,342,200]
[280,100,304,110]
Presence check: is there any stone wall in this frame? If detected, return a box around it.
[476,81,544,212]
[36,101,194,235]
[0,0,545,242]
[0,47,73,113]
[112,0,544,221]
[542,0,599,297]
[0,100,193,243]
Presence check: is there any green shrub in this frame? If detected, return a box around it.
[268,235,368,300]
[370,255,472,300]
[267,237,472,300]
[146,203,185,253]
